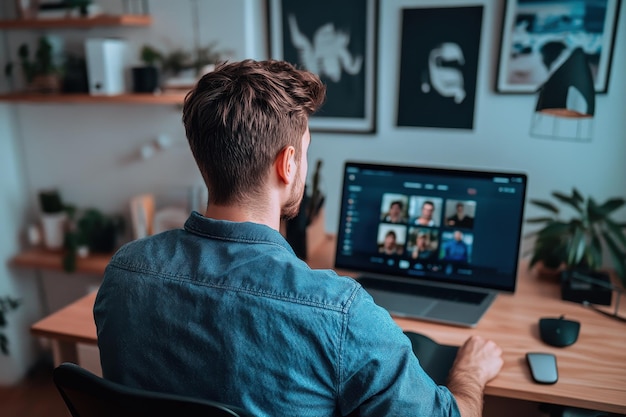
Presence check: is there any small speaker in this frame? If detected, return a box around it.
[561,269,612,306]
[85,38,127,95]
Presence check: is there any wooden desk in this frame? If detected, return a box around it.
[30,235,626,414]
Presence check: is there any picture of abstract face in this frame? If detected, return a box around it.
[397,6,483,130]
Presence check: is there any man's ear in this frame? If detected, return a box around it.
[275,145,296,184]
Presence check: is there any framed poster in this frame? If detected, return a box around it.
[496,0,621,93]
[396,5,483,130]
[267,0,377,133]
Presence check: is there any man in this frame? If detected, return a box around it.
[444,230,470,262]
[415,200,437,226]
[379,230,400,255]
[447,202,474,229]
[412,230,435,260]
[94,59,501,417]
[383,200,405,223]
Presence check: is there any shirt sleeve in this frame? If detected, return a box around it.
[337,287,461,417]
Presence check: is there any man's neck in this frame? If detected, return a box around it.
[204,201,281,231]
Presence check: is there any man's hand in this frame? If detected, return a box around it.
[453,335,503,386]
[447,336,503,417]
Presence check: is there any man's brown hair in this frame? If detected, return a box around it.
[182,59,326,205]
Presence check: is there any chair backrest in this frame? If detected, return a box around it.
[53,362,253,417]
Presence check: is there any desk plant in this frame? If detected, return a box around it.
[63,208,125,272]
[5,36,62,93]
[132,45,163,93]
[160,42,230,92]
[0,296,20,355]
[39,189,68,250]
[161,41,224,77]
[526,188,626,288]
[66,0,93,16]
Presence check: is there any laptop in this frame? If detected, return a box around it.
[334,161,527,327]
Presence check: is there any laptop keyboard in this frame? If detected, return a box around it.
[359,277,488,305]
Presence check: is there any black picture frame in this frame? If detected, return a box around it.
[267,0,378,133]
[496,0,621,94]
[396,5,484,130]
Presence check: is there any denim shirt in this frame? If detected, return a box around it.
[94,211,460,417]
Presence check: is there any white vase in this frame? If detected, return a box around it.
[41,212,67,250]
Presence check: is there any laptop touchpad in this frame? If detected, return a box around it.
[367,289,437,317]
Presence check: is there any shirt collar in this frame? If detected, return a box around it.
[184,211,294,253]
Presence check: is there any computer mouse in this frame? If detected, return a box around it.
[526,352,558,384]
[539,316,580,347]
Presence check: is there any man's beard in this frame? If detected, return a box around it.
[281,170,305,221]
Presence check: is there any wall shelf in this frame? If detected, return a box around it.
[0,14,152,30]
[0,92,186,105]
[11,248,111,275]
[0,13,171,105]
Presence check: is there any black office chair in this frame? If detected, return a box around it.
[52,362,253,417]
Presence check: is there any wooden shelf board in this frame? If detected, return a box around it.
[0,92,186,105]
[0,14,152,29]
[10,248,111,275]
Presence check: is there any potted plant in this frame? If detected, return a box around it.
[63,208,125,272]
[0,296,20,355]
[38,189,68,250]
[161,42,228,92]
[66,0,93,17]
[193,41,225,75]
[526,188,626,289]
[132,44,163,93]
[5,36,63,93]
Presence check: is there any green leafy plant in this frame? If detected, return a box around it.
[193,42,224,73]
[18,37,60,83]
[0,296,21,355]
[5,36,62,92]
[38,189,65,214]
[63,208,125,272]
[139,45,163,67]
[66,0,93,16]
[161,49,191,75]
[161,42,227,76]
[526,188,626,288]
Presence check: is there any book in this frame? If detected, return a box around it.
[404,331,459,385]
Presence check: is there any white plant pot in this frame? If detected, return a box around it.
[41,212,67,250]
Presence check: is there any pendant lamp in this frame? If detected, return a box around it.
[530,47,595,141]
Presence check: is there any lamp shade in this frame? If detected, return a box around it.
[535,47,595,118]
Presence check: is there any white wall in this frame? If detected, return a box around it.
[0,103,42,385]
[0,0,624,382]
[0,0,255,384]
[0,27,43,385]
[308,1,626,233]
[5,0,624,228]
[2,0,259,217]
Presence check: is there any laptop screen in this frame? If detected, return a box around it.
[334,161,527,293]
